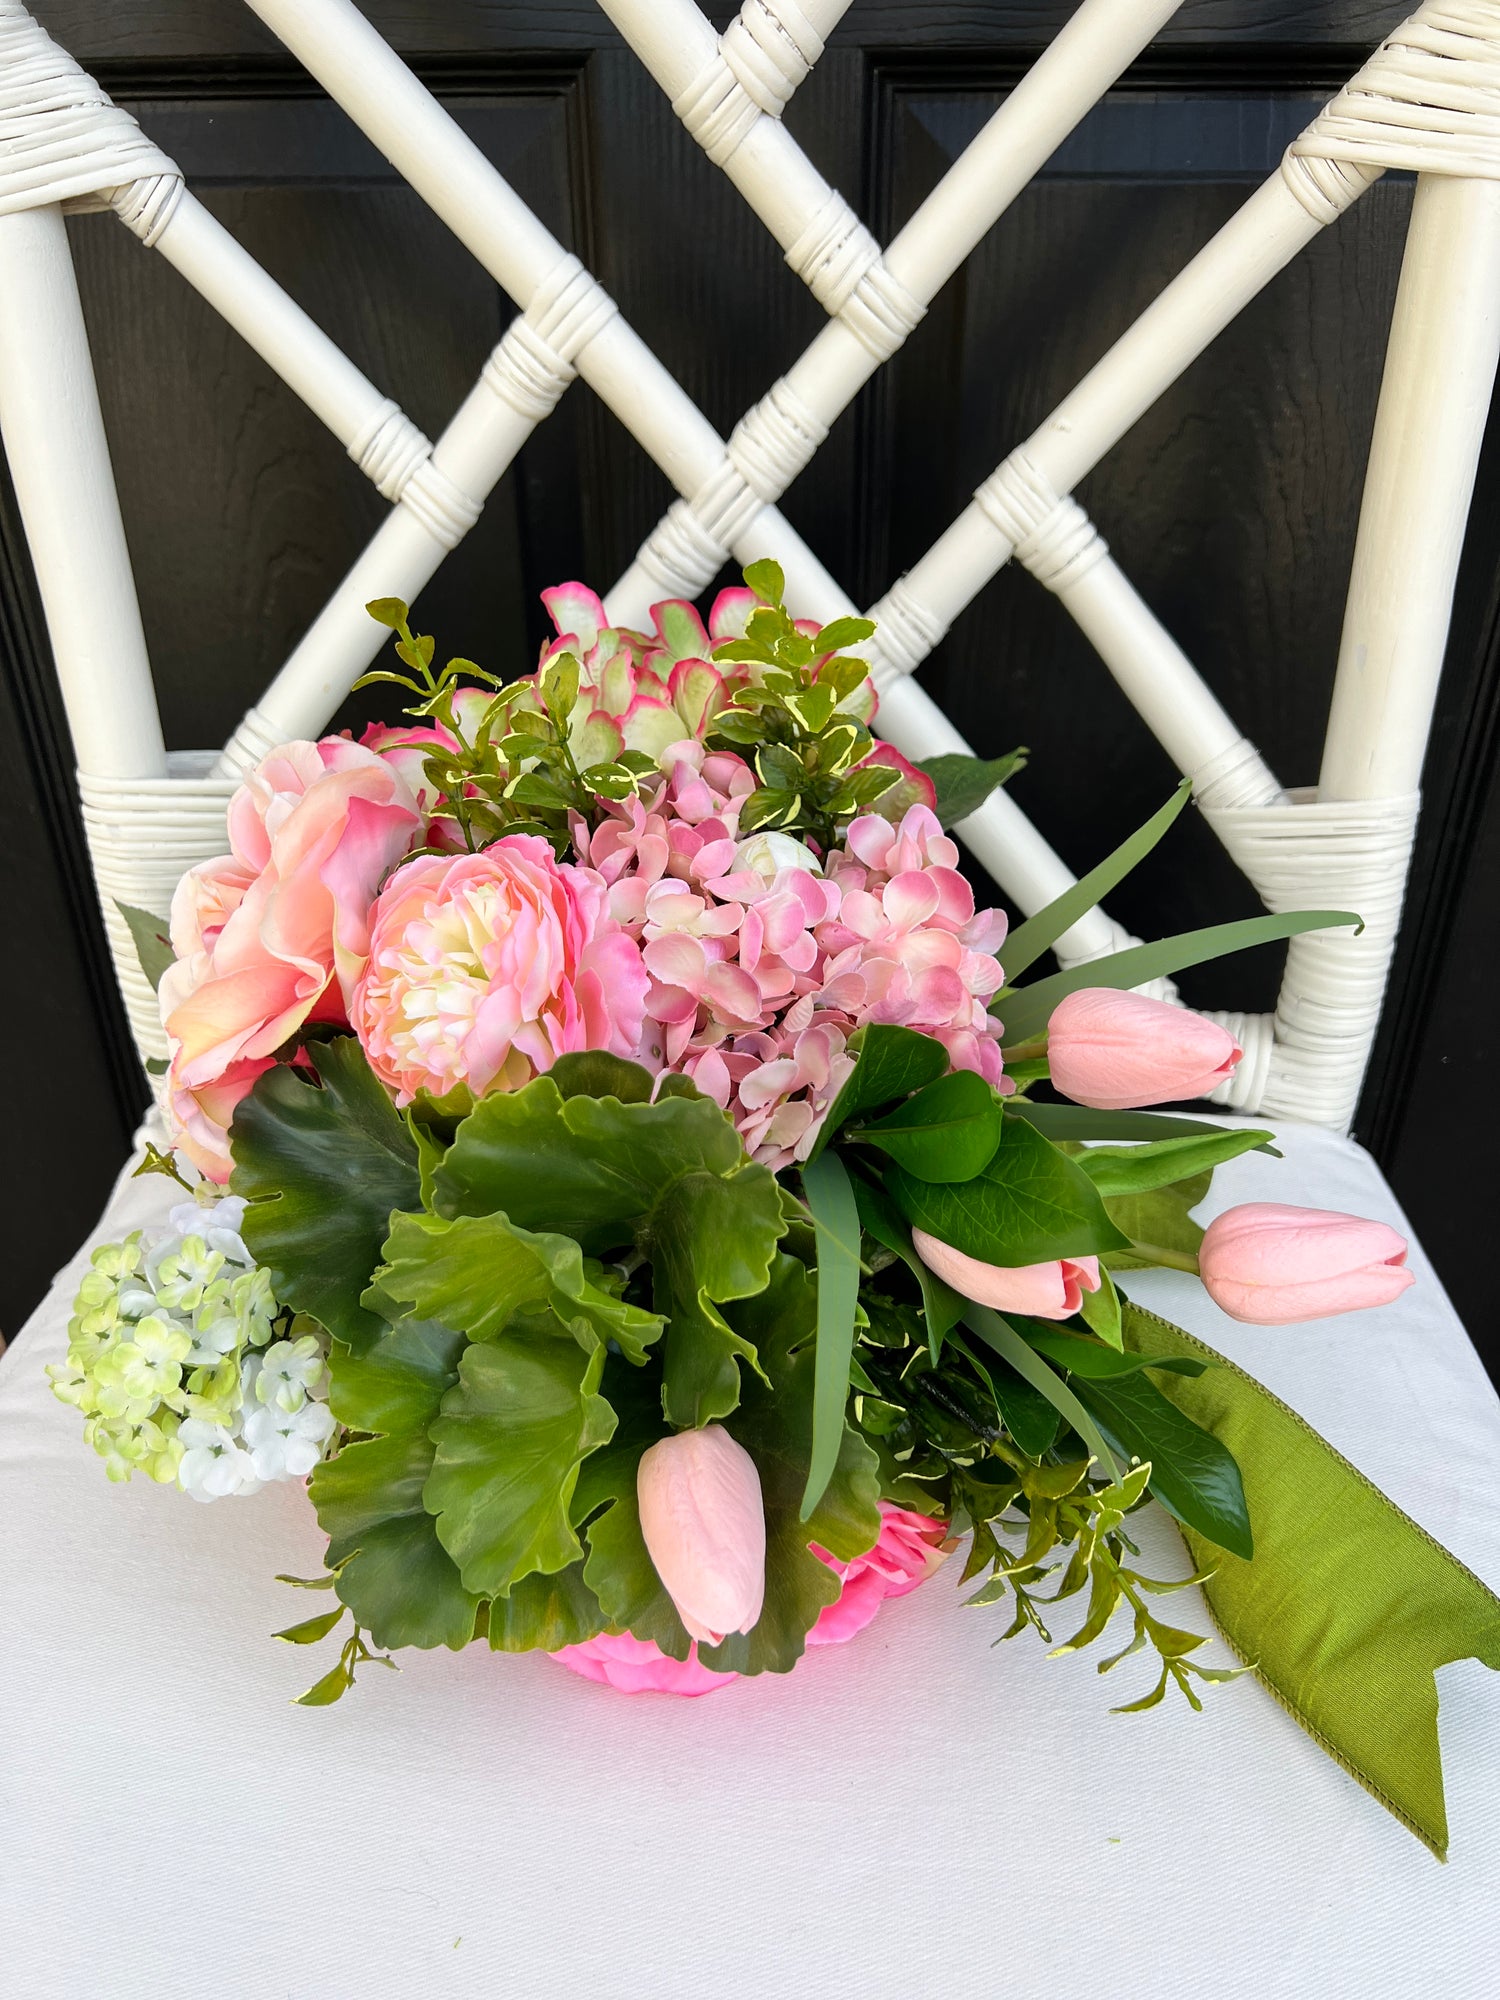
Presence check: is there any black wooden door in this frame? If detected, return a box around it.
[4,2,1496,1371]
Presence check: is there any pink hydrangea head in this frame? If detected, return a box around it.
[159,737,422,1175]
[352,836,650,1105]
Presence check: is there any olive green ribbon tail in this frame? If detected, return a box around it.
[1122,1303,1500,1861]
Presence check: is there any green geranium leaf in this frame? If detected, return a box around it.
[1073,1365,1252,1559]
[807,1024,950,1162]
[698,1256,883,1677]
[853,1175,966,1360]
[426,1337,616,1598]
[858,1070,1003,1183]
[547,1052,656,1102]
[233,1039,420,1354]
[915,749,1027,830]
[376,1209,664,1364]
[310,1315,482,1651]
[1075,1128,1275,1197]
[116,901,175,991]
[434,1080,784,1425]
[888,1111,1130,1265]
[485,1561,608,1653]
[1103,1173,1210,1272]
[1120,1303,1500,1859]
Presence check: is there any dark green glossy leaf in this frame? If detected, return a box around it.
[1010,1103,1280,1154]
[998,911,1362,1046]
[806,1024,949,1163]
[311,1315,481,1651]
[426,1338,616,1597]
[116,901,175,991]
[949,1334,1060,1458]
[1075,1128,1275,1197]
[888,1112,1130,1265]
[377,1209,664,1364]
[1000,783,1192,982]
[961,1306,1121,1479]
[1073,1368,1252,1559]
[799,1152,862,1521]
[858,1070,1003,1182]
[1018,1322,1209,1381]
[233,1038,420,1353]
[915,749,1027,830]
[1103,1173,1211,1272]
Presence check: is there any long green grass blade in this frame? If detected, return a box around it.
[998,910,1361,1047]
[800,1152,864,1521]
[962,1305,1122,1480]
[1000,782,1192,982]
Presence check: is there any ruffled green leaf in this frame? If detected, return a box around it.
[888,1111,1130,1266]
[858,1069,1004,1183]
[1123,1302,1500,1859]
[310,1315,481,1651]
[699,1256,883,1677]
[376,1209,664,1364]
[233,1038,420,1353]
[426,1338,616,1598]
[484,1561,608,1653]
[434,1080,784,1425]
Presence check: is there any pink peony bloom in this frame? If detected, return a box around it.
[912,1230,1101,1320]
[636,1425,766,1646]
[159,738,423,1180]
[807,1504,953,1646]
[1047,987,1242,1110]
[548,1503,950,1696]
[549,1632,738,1697]
[1199,1202,1414,1325]
[352,837,649,1105]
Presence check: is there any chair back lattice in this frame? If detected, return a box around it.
[3,0,1500,1132]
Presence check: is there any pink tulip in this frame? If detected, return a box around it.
[636,1425,766,1645]
[1047,988,1242,1110]
[912,1229,1100,1320]
[1199,1203,1415,1325]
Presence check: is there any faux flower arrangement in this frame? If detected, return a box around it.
[58,563,1500,1859]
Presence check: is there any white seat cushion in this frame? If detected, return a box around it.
[2,1121,1498,1998]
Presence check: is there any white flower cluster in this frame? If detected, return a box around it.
[50,1194,336,1502]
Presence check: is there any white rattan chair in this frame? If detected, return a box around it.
[3,0,1497,1133]
[3,4,1500,1992]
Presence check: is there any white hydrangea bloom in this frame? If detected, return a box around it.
[51,1189,337,1502]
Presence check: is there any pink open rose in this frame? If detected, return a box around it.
[160,738,423,1180]
[352,836,650,1104]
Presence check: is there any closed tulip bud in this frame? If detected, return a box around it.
[1199,1202,1415,1325]
[911,1229,1100,1321]
[1048,988,1242,1110]
[637,1425,766,1645]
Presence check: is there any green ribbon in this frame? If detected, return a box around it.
[1123,1303,1500,1859]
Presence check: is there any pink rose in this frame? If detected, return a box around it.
[549,1503,950,1696]
[1047,988,1242,1110]
[352,836,650,1104]
[160,738,422,1180]
[912,1229,1100,1320]
[1199,1202,1414,1325]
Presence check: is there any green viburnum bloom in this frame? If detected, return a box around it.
[152,1235,226,1314]
[254,1335,326,1414]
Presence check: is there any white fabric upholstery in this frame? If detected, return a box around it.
[2,1123,1497,1998]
